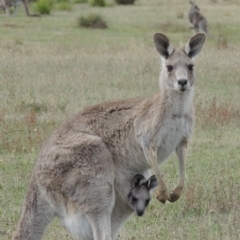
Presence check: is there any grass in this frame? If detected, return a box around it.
[0,0,240,239]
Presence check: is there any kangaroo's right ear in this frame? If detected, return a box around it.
[154,33,174,59]
[132,174,146,188]
[146,175,158,191]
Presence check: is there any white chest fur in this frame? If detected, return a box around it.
[157,114,192,163]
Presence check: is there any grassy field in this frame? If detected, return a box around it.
[0,0,240,239]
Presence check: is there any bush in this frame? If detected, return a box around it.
[78,13,108,29]
[115,0,136,4]
[74,0,87,3]
[34,0,54,14]
[88,0,105,7]
[56,2,72,11]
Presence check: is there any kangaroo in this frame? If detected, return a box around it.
[188,1,208,35]
[12,32,205,240]
[1,0,39,16]
[128,174,157,217]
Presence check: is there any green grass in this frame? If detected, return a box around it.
[0,0,240,239]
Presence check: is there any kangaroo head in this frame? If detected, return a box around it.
[154,33,205,93]
[189,1,200,12]
[128,174,157,217]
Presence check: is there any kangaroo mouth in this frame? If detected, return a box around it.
[179,87,187,92]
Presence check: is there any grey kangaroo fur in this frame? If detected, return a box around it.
[188,1,208,35]
[128,174,157,217]
[12,32,206,240]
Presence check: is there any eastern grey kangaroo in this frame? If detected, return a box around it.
[188,1,208,35]
[128,174,157,217]
[1,0,39,16]
[12,32,206,240]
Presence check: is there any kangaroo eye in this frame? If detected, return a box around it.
[145,199,150,206]
[167,65,173,72]
[188,64,194,71]
[132,197,138,203]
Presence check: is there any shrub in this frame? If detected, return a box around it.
[55,0,69,2]
[88,0,105,7]
[34,0,54,15]
[74,0,87,3]
[56,2,72,11]
[78,13,108,29]
[115,0,136,5]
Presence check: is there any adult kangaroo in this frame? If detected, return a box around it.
[1,0,39,16]
[12,33,205,240]
[188,1,208,35]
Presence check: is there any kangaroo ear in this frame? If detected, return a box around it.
[132,174,146,188]
[154,33,174,59]
[185,33,206,59]
[146,175,158,191]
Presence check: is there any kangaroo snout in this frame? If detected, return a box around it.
[178,79,188,91]
[136,210,144,216]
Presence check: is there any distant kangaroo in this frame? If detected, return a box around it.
[12,32,205,240]
[128,174,157,217]
[188,1,208,35]
[1,0,39,16]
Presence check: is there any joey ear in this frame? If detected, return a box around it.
[154,33,174,59]
[132,174,146,188]
[185,33,206,59]
[146,175,158,191]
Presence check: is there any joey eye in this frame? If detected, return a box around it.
[167,65,173,72]
[145,199,150,206]
[132,197,138,203]
[188,64,194,71]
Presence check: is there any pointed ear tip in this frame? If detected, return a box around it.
[195,33,206,41]
[154,33,168,40]
[154,33,162,37]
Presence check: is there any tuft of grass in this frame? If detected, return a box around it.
[176,10,184,19]
[217,34,228,49]
[196,98,240,128]
[78,13,108,29]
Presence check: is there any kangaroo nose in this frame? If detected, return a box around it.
[178,79,187,87]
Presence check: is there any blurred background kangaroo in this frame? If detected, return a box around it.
[188,1,208,35]
[1,0,39,16]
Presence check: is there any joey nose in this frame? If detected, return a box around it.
[178,79,187,87]
[137,210,144,217]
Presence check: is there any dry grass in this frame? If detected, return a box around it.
[0,0,240,239]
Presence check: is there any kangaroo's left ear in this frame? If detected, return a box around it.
[185,33,206,59]
[146,175,158,191]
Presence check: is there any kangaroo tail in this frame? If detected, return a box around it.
[12,176,54,240]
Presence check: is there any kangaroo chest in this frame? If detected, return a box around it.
[157,114,192,162]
